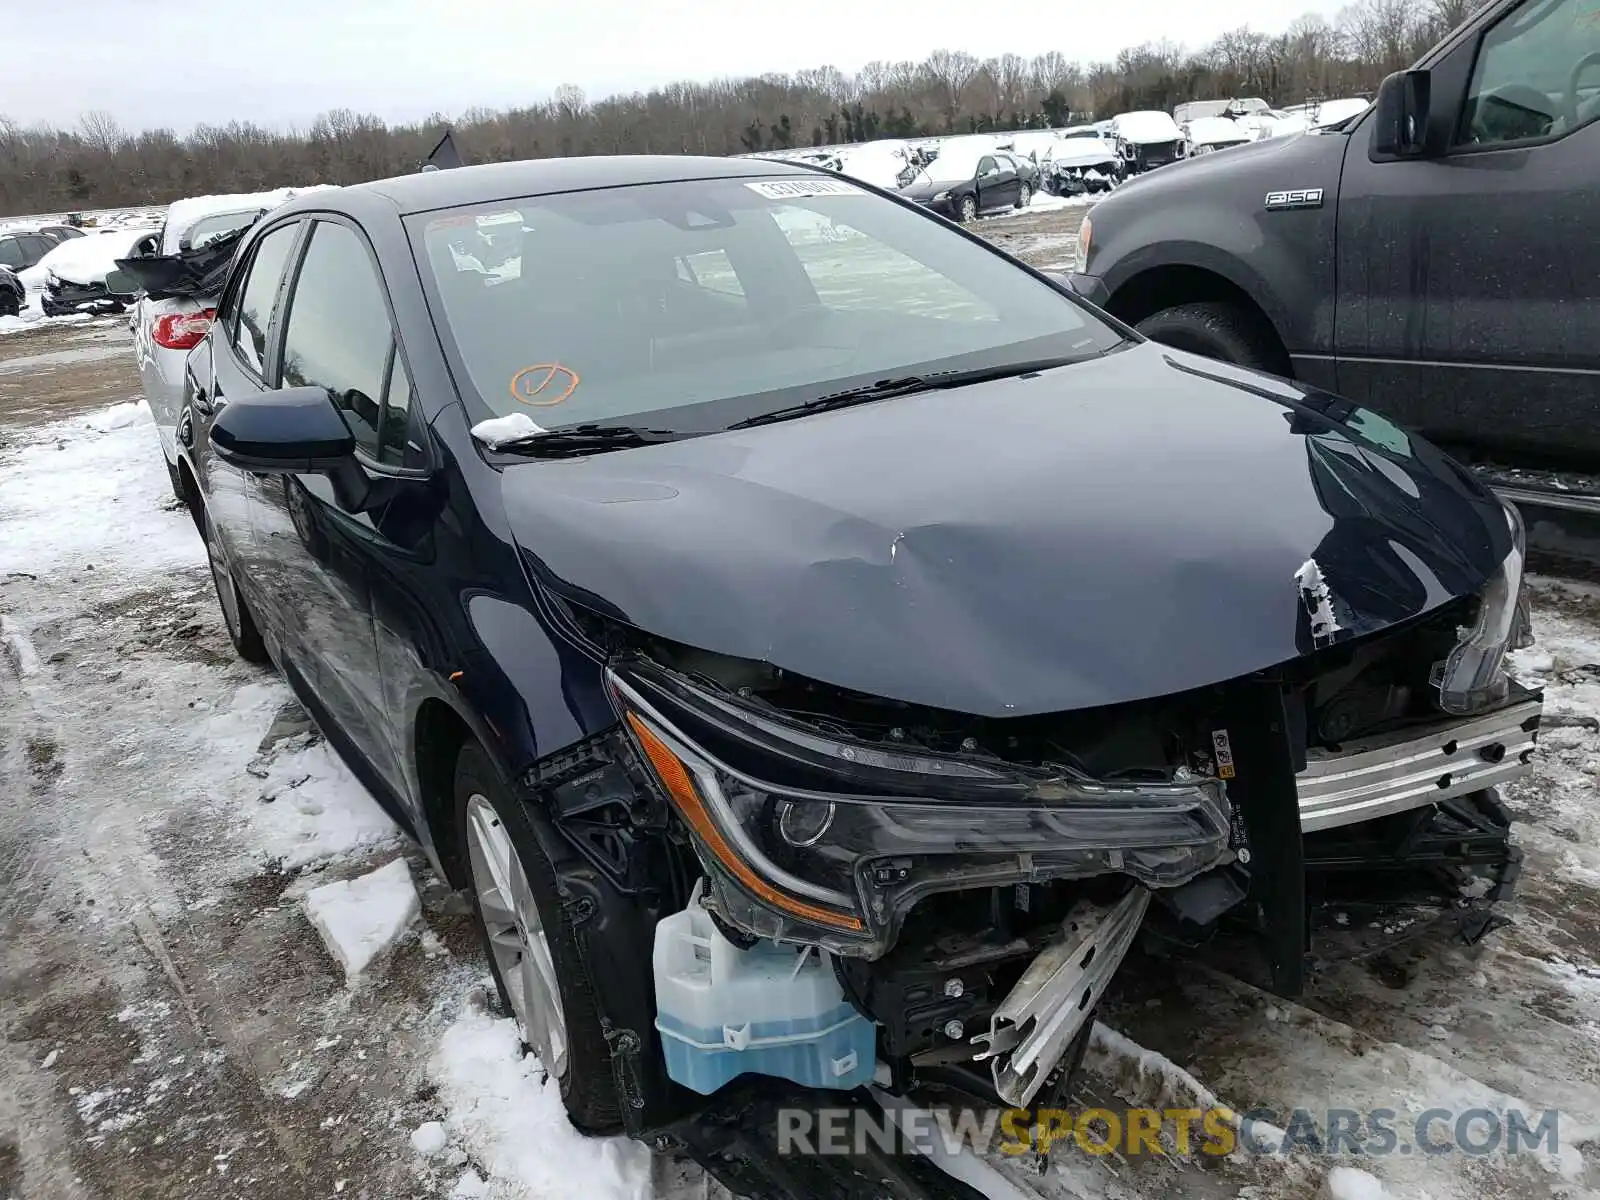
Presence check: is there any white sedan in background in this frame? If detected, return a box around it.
[124,188,327,499]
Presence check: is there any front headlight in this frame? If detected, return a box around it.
[932,190,950,202]
[1434,501,1533,715]
[607,657,1232,956]
[1073,216,1093,274]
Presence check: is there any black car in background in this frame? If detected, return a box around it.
[0,264,23,317]
[0,230,55,274]
[896,148,1037,221]
[37,224,86,245]
[176,156,1539,1187]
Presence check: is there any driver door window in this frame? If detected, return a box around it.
[278,222,396,462]
[1457,0,1600,146]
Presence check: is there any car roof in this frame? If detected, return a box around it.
[340,155,820,217]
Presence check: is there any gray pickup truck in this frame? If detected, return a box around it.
[1068,0,1600,540]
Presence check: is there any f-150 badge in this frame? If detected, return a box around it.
[1265,188,1324,210]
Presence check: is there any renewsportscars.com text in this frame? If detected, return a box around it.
[777,1105,1561,1159]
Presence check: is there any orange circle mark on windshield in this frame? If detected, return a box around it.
[509,363,581,407]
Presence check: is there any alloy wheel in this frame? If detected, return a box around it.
[466,794,570,1078]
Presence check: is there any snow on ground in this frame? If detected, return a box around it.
[305,858,422,982]
[0,308,95,335]
[0,399,200,577]
[1015,192,1096,214]
[429,989,657,1200]
[1326,1166,1389,1200]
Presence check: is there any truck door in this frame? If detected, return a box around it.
[1334,0,1600,468]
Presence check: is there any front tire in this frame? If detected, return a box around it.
[0,291,17,318]
[1015,183,1032,209]
[202,505,269,663]
[956,194,978,223]
[1135,301,1281,373]
[456,742,621,1134]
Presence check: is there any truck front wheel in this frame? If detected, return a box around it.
[1135,301,1280,374]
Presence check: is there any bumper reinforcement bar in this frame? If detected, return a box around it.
[1297,698,1540,833]
[971,885,1150,1107]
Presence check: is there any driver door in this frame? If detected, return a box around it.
[1334,0,1600,465]
[977,154,1019,210]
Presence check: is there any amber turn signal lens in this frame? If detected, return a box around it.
[625,712,864,932]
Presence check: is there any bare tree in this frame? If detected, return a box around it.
[925,49,981,122]
[78,110,124,155]
[0,24,1451,214]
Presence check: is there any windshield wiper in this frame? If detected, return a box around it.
[728,356,1094,430]
[491,423,687,458]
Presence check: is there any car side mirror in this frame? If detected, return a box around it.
[1372,69,1432,157]
[210,385,412,513]
[103,268,140,298]
[211,385,355,473]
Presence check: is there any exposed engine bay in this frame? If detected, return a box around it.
[546,578,1540,1117]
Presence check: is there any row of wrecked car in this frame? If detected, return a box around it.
[738,95,1371,216]
[0,211,174,318]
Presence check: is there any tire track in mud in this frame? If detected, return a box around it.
[0,455,473,1198]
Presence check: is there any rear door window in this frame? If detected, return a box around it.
[230,223,301,376]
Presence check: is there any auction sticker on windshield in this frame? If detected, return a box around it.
[511,363,581,406]
[745,179,863,200]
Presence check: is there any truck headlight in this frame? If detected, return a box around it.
[1073,216,1093,274]
[607,657,1232,956]
[1434,501,1533,715]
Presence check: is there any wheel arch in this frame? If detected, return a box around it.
[1105,264,1293,377]
[412,696,479,889]
[176,456,204,534]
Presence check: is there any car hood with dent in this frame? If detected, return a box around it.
[500,343,1511,718]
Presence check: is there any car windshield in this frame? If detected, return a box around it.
[411,175,1123,433]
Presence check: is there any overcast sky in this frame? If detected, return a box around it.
[6,0,1344,135]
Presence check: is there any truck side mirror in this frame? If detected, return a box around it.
[1372,69,1432,157]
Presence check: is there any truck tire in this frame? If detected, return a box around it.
[1135,302,1279,373]
[456,741,622,1135]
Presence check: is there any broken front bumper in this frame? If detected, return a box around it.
[972,885,1149,1106]
[1298,695,1541,833]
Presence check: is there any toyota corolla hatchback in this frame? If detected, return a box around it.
[174,156,1541,1190]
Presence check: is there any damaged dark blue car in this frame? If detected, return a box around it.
[175,155,1542,1196]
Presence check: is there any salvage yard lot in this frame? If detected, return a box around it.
[2,204,1600,1200]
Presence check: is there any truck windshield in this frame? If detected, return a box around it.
[410,176,1124,433]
